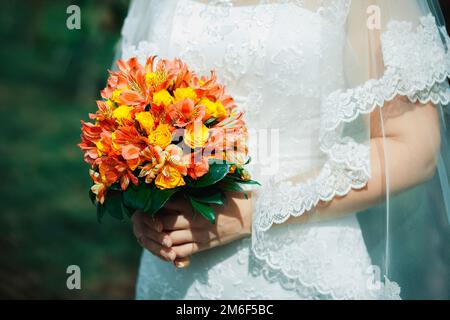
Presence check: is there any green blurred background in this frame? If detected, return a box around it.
[0,0,449,300]
[0,0,137,299]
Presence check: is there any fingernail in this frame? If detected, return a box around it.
[153,219,162,232]
[162,237,172,248]
[175,259,190,268]
[168,251,176,261]
[160,250,172,261]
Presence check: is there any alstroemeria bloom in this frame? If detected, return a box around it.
[166,98,205,128]
[165,144,188,176]
[187,153,209,179]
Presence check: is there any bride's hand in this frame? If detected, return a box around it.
[132,191,253,266]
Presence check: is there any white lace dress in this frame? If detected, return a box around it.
[122,0,449,300]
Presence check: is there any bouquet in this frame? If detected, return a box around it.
[78,56,258,223]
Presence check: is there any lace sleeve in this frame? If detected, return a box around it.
[252,6,450,234]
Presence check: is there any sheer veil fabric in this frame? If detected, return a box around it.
[120,0,450,299]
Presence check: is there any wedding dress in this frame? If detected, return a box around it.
[119,0,450,299]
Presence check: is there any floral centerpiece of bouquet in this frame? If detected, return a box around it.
[78,56,258,223]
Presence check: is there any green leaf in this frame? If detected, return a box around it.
[223,175,261,186]
[188,191,224,205]
[144,188,179,217]
[188,197,216,224]
[237,180,261,186]
[109,183,122,191]
[220,181,248,199]
[204,117,217,126]
[89,189,96,206]
[187,160,230,188]
[123,184,151,211]
[96,203,105,223]
[121,203,134,218]
[104,190,124,220]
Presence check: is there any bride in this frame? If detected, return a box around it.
[123,0,450,299]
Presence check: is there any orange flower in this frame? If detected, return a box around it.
[121,144,141,170]
[165,144,188,176]
[166,98,205,128]
[95,157,138,191]
[187,154,209,179]
[138,145,166,184]
[89,169,107,204]
[112,125,147,152]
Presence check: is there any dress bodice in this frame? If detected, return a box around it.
[123,0,348,181]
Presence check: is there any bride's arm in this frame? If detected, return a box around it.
[287,97,440,225]
[131,97,440,264]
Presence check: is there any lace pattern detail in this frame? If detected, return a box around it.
[321,14,450,133]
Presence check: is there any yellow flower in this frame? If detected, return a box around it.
[113,105,133,123]
[135,112,155,135]
[174,87,197,103]
[95,140,107,157]
[155,165,186,190]
[184,122,209,149]
[111,132,120,152]
[214,100,227,118]
[145,72,156,84]
[111,89,123,103]
[153,89,174,106]
[146,70,167,87]
[149,123,172,149]
[200,98,227,119]
[105,99,116,110]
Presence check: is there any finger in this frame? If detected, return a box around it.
[140,236,176,261]
[160,214,192,231]
[173,236,229,258]
[141,215,164,232]
[174,257,191,268]
[172,242,201,258]
[168,228,213,245]
[132,214,145,239]
[144,227,172,248]
[162,212,209,231]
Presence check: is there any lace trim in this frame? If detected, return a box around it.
[250,242,402,300]
[254,162,369,232]
[321,14,450,133]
